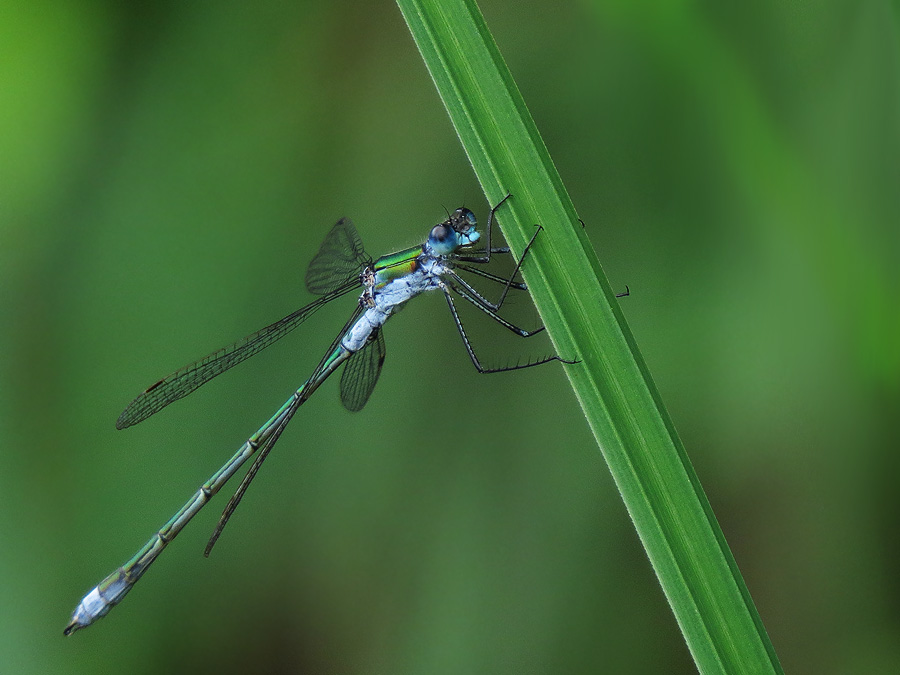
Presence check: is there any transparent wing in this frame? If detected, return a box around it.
[305,217,372,295]
[116,280,360,430]
[339,328,386,412]
[204,393,300,557]
[205,303,368,555]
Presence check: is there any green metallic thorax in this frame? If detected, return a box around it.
[372,245,423,289]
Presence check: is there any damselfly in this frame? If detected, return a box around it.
[66,195,593,634]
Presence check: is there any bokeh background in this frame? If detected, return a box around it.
[2,1,898,673]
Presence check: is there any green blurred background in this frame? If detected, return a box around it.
[2,0,898,673]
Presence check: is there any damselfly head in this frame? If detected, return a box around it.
[449,207,478,235]
[428,208,481,255]
[427,223,457,255]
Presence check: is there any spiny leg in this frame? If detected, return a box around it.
[457,213,629,313]
[453,192,512,264]
[470,210,630,301]
[459,263,629,301]
[454,264,528,291]
[453,223,543,312]
[441,286,572,373]
[579,218,631,298]
[446,279,545,338]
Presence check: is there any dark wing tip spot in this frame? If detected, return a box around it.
[145,379,165,393]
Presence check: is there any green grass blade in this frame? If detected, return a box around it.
[395,1,784,673]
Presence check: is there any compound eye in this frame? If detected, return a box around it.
[464,210,477,228]
[430,224,451,242]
